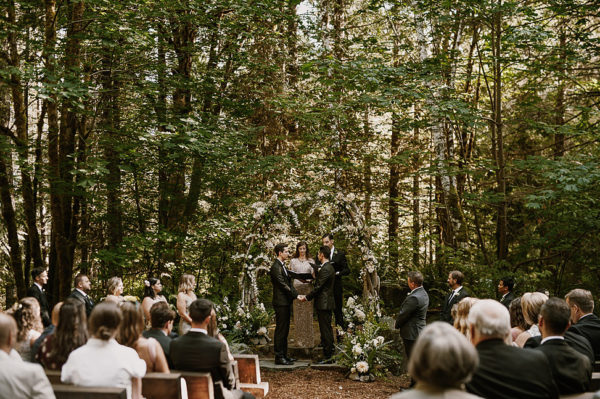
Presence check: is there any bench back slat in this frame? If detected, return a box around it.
[176,371,214,399]
[52,384,127,399]
[142,372,185,399]
[233,354,260,384]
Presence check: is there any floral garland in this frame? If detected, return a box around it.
[214,296,272,345]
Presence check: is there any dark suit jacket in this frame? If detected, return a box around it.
[143,329,173,367]
[270,259,298,307]
[440,286,469,324]
[525,330,595,363]
[535,338,592,395]
[170,331,236,399]
[68,289,94,317]
[306,261,335,310]
[466,339,559,399]
[330,248,350,290]
[395,286,429,340]
[569,313,600,360]
[27,284,50,327]
[500,291,516,308]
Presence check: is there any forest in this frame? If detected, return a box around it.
[1,0,599,311]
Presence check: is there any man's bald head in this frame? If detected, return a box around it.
[0,313,17,353]
[51,302,63,326]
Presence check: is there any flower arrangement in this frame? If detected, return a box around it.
[336,320,401,382]
[342,295,382,332]
[214,297,272,345]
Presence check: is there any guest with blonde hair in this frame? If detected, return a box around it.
[177,273,197,335]
[390,322,482,398]
[453,297,480,337]
[515,292,548,347]
[105,277,125,304]
[12,297,43,361]
[118,302,169,373]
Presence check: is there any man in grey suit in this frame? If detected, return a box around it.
[395,271,429,360]
[301,246,336,363]
[0,313,55,399]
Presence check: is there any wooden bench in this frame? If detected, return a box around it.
[177,371,214,399]
[233,354,269,398]
[594,361,600,372]
[142,372,188,399]
[52,384,126,399]
[46,369,62,384]
[590,373,600,392]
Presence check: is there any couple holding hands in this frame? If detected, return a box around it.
[270,234,349,365]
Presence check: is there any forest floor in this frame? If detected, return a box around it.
[261,368,409,399]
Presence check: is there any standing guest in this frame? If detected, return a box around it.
[566,288,600,359]
[395,271,429,361]
[441,271,470,324]
[26,267,51,327]
[290,241,315,348]
[31,301,62,361]
[508,297,530,342]
[0,313,56,399]
[322,233,350,339]
[453,297,479,337]
[105,277,125,304]
[270,243,300,365]
[176,274,197,335]
[37,298,88,370]
[12,297,43,361]
[534,298,591,395]
[61,302,146,399]
[118,302,169,373]
[465,300,558,399]
[390,322,482,399]
[515,292,548,347]
[170,299,255,399]
[141,277,168,327]
[301,246,336,363]
[143,301,176,366]
[69,273,95,317]
[498,276,515,309]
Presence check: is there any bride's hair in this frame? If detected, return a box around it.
[293,241,312,260]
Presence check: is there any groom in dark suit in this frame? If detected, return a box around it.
[170,299,254,399]
[270,243,299,365]
[440,270,469,324]
[301,246,336,363]
[26,267,51,327]
[68,273,94,317]
[322,234,349,336]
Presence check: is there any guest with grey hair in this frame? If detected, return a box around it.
[465,300,559,399]
[390,322,482,399]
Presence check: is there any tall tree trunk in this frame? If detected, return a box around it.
[412,113,421,268]
[554,20,566,158]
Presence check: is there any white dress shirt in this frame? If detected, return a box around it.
[61,338,146,399]
[0,349,56,399]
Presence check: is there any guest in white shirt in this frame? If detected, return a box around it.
[0,313,55,399]
[62,302,146,399]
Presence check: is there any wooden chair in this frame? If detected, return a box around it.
[233,354,269,398]
[52,384,126,399]
[46,369,61,384]
[177,371,214,399]
[142,372,188,399]
[590,373,600,392]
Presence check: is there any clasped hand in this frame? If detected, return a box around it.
[297,295,307,302]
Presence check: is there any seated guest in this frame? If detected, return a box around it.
[465,299,559,399]
[37,298,88,370]
[61,302,146,399]
[69,273,95,317]
[525,328,595,364]
[31,301,62,362]
[170,299,254,399]
[453,297,479,337]
[142,301,176,366]
[12,297,43,361]
[390,322,482,398]
[26,267,51,327]
[105,276,125,304]
[515,292,548,347]
[534,298,591,395]
[118,302,169,373]
[566,288,600,359]
[508,297,530,342]
[0,313,55,399]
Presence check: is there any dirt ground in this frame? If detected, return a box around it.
[262,368,409,399]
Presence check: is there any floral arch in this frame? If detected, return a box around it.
[235,190,381,309]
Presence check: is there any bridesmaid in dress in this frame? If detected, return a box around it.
[290,241,315,348]
[176,274,197,335]
[141,278,167,328]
